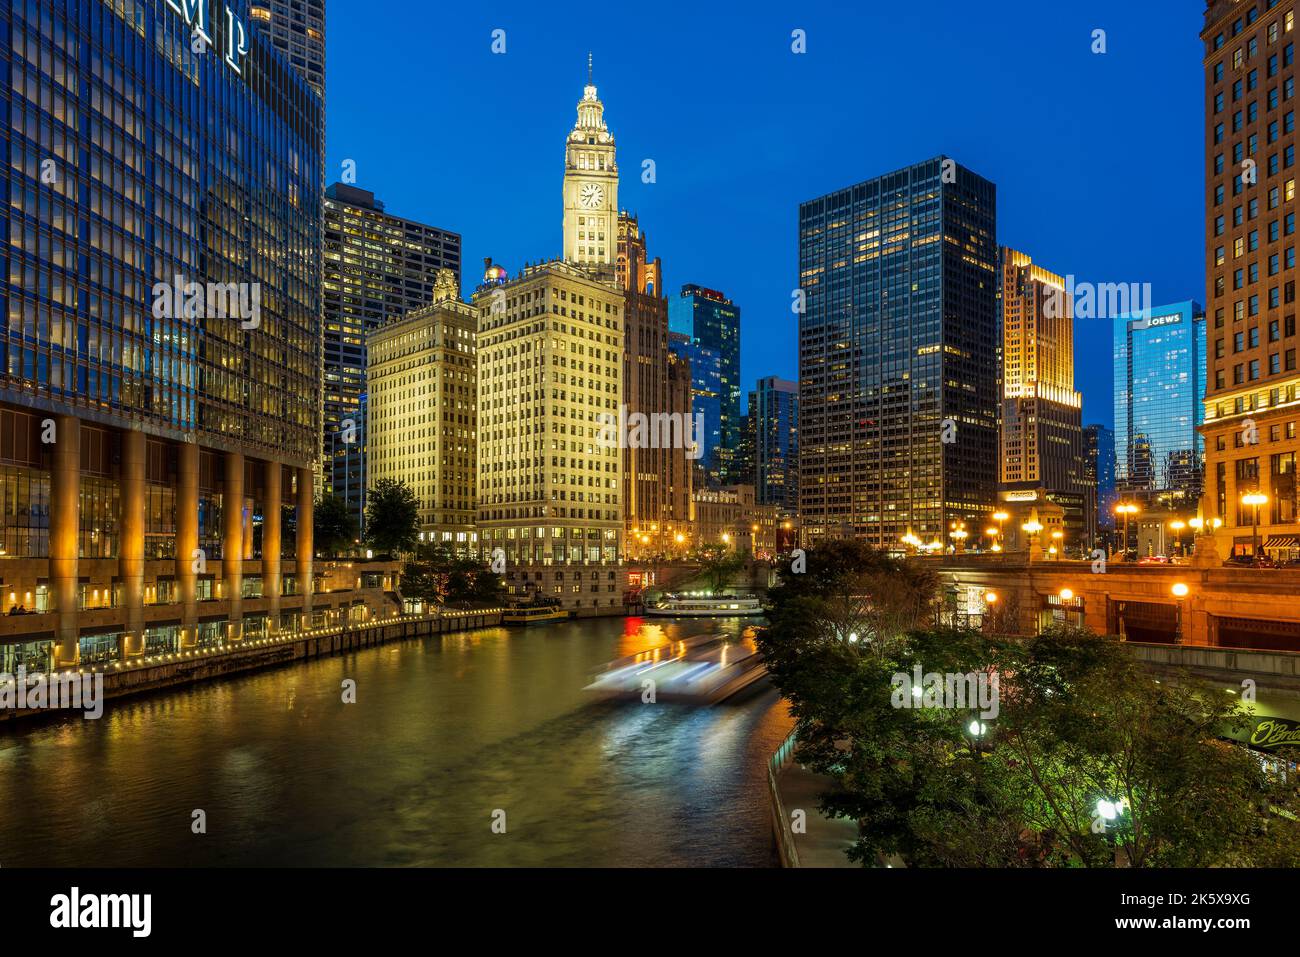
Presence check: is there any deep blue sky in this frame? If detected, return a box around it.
[324,0,1203,430]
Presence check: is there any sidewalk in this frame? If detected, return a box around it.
[768,735,859,867]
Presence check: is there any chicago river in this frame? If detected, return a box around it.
[0,618,791,867]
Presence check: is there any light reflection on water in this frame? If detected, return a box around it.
[0,617,791,866]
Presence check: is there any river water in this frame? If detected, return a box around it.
[0,617,792,867]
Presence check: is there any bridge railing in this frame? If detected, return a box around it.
[767,730,801,867]
[1126,640,1300,681]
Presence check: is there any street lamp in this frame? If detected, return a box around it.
[950,522,969,553]
[1050,529,1063,560]
[1242,491,1268,565]
[992,511,1009,546]
[1023,518,1043,562]
[1114,503,1139,560]
[1171,581,1189,643]
[1169,520,1187,558]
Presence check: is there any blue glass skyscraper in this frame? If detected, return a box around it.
[668,284,740,485]
[668,331,721,475]
[0,0,326,668]
[1113,301,1207,507]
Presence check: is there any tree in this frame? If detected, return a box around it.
[364,479,419,558]
[764,539,937,658]
[756,542,1300,867]
[314,494,358,558]
[692,542,747,594]
[400,552,505,608]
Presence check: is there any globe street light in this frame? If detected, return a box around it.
[1023,518,1043,564]
[992,511,1009,548]
[1171,581,1190,642]
[1242,491,1268,565]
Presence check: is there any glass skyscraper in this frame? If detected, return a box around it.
[322,183,460,531]
[668,330,721,481]
[798,156,999,546]
[1084,423,1117,533]
[748,376,798,511]
[0,0,336,669]
[1113,301,1207,508]
[668,284,739,485]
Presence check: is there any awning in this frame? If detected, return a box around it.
[1264,536,1300,548]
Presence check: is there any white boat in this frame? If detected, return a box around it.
[644,595,764,617]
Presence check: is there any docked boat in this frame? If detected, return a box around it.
[502,603,571,625]
[644,594,764,617]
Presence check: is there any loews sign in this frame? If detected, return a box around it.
[167,0,250,75]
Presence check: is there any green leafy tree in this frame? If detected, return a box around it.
[314,494,358,558]
[692,542,748,594]
[364,479,419,558]
[757,542,1300,867]
[401,550,505,608]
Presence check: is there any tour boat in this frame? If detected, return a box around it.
[644,594,764,617]
[502,604,571,625]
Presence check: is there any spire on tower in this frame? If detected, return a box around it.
[587,52,592,85]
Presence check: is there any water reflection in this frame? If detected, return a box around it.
[0,617,790,866]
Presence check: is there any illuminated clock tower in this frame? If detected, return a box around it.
[563,56,618,281]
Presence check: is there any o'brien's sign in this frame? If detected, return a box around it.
[167,0,250,75]
[1248,716,1300,751]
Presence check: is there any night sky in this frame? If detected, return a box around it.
[324,0,1203,429]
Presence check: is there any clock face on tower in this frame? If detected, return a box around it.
[579,183,604,209]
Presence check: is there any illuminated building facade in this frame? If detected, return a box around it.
[668,331,722,488]
[619,215,692,559]
[563,61,619,285]
[748,376,799,512]
[1085,423,1117,547]
[999,248,1088,549]
[1114,301,1206,539]
[322,183,461,531]
[473,260,624,613]
[251,0,326,97]
[692,485,779,559]
[367,270,477,552]
[668,284,741,484]
[0,0,376,670]
[1202,0,1300,562]
[798,156,999,547]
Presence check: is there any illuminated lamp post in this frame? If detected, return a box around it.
[1114,503,1139,561]
[1171,581,1189,643]
[1169,520,1186,559]
[1242,491,1268,566]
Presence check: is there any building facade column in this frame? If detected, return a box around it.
[223,450,244,638]
[50,415,80,668]
[176,440,198,648]
[121,429,146,659]
[296,466,314,625]
[263,460,282,631]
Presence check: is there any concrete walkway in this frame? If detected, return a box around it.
[769,736,859,867]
